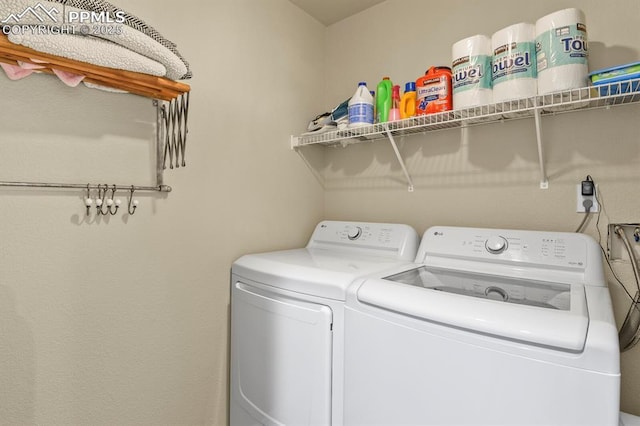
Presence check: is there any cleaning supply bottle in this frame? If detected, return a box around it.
[370,90,376,124]
[348,82,374,128]
[415,66,453,115]
[389,85,401,121]
[400,82,417,119]
[376,77,392,123]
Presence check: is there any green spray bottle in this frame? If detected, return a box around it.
[376,76,392,123]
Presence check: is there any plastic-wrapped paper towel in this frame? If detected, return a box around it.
[491,23,537,104]
[452,35,493,109]
[536,8,588,95]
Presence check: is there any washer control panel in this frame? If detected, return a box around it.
[308,221,419,261]
[347,226,363,240]
[485,236,508,254]
[420,226,590,270]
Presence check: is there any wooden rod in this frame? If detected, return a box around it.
[0,33,189,101]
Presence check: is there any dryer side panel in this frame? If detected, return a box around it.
[230,277,333,426]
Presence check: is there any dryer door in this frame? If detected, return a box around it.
[230,278,333,426]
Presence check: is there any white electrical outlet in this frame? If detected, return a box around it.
[576,184,599,213]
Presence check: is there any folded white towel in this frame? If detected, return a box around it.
[50,0,191,78]
[8,32,167,76]
[45,1,187,79]
[91,23,188,80]
[0,0,191,79]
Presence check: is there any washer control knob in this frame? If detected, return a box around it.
[485,236,508,254]
[348,226,362,240]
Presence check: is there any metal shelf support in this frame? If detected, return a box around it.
[533,98,549,189]
[384,125,414,192]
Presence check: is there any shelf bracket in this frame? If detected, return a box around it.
[383,125,414,192]
[154,100,165,187]
[533,98,549,189]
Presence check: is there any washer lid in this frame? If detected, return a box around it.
[356,266,589,351]
[387,266,572,310]
[233,248,410,301]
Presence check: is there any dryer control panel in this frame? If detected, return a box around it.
[307,221,420,261]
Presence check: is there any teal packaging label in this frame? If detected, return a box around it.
[536,24,588,72]
[492,41,537,84]
[452,55,492,93]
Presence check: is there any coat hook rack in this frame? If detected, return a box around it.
[77,183,159,217]
[0,97,187,217]
[0,181,171,192]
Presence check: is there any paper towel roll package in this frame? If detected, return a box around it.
[536,8,588,94]
[491,23,537,103]
[452,35,493,109]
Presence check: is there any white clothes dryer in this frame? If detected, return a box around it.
[343,226,637,426]
[230,220,419,426]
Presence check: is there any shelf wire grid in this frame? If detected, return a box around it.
[293,78,640,148]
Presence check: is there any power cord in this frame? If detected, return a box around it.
[587,177,640,350]
[575,175,595,233]
[574,198,593,233]
[590,177,636,304]
[615,225,640,295]
[614,225,640,351]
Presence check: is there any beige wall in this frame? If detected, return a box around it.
[0,0,324,424]
[2,0,639,424]
[320,0,640,416]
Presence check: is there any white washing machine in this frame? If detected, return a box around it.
[230,220,419,426]
[343,226,638,426]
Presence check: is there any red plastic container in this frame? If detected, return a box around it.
[415,66,453,115]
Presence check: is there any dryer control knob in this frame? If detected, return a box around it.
[348,226,362,240]
[485,236,508,254]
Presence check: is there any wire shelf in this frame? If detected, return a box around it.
[292,78,640,149]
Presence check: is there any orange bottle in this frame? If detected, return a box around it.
[400,82,417,119]
[415,66,453,115]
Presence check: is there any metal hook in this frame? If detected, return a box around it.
[107,184,120,215]
[95,184,109,215]
[95,184,102,214]
[84,183,93,216]
[127,185,138,215]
